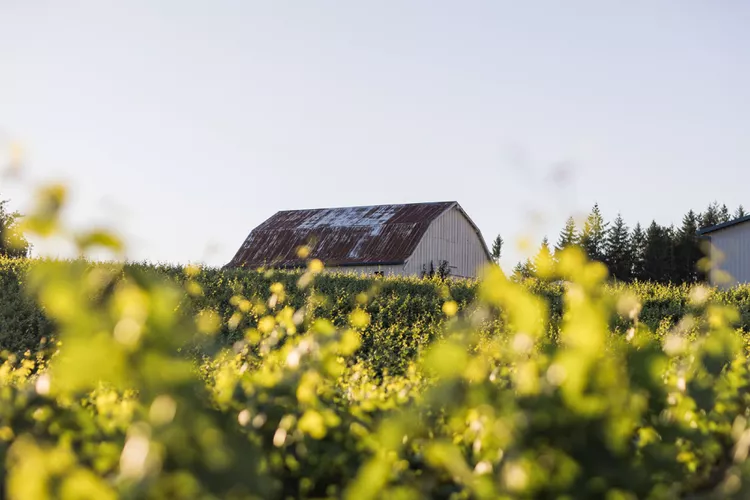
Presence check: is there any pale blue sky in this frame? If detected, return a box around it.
[1,1,748,270]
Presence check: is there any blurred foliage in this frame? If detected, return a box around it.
[4,184,750,498]
[4,258,750,375]
[0,198,29,259]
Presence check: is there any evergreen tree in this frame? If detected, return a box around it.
[437,260,451,280]
[735,205,747,219]
[512,259,535,281]
[700,202,721,228]
[666,224,678,282]
[604,213,632,282]
[580,203,608,263]
[533,237,553,278]
[555,216,579,253]
[675,210,701,283]
[719,204,731,223]
[642,221,676,283]
[0,198,29,258]
[540,236,551,253]
[491,235,503,264]
[631,223,646,280]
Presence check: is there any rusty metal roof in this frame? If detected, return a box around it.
[226,201,470,269]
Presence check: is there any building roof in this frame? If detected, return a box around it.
[226,201,491,269]
[697,215,750,236]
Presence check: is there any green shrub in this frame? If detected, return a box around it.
[4,257,750,376]
[4,182,750,499]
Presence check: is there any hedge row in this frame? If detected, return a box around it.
[5,249,750,498]
[2,257,750,372]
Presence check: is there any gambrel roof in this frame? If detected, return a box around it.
[226,201,490,269]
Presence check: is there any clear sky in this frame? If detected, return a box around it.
[1,1,749,270]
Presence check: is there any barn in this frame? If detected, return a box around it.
[697,215,750,288]
[226,201,492,279]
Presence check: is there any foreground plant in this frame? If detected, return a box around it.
[1,183,750,499]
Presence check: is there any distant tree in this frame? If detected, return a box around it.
[539,236,551,255]
[642,221,676,283]
[719,204,731,224]
[555,216,579,254]
[0,198,29,258]
[491,235,503,264]
[421,261,435,278]
[604,213,632,282]
[666,224,678,282]
[422,260,451,280]
[437,260,451,280]
[533,237,553,278]
[675,210,701,284]
[700,202,721,228]
[511,258,535,281]
[735,205,747,219]
[580,203,608,263]
[641,221,662,282]
[631,223,646,280]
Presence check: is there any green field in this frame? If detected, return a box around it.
[2,249,750,499]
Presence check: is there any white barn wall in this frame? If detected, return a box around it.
[404,206,490,279]
[323,264,405,277]
[708,222,750,288]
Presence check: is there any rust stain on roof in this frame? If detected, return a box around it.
[226,201,457,269]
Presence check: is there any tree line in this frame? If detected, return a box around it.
[491,201,746,284]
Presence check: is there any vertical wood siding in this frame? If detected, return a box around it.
[403,207,491,278]
[709,222,750,288]
[323,264,405,277]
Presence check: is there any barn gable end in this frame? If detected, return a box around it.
[404,205,492,278]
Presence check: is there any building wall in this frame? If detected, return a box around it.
[708,222,750,288]
[322,264,405,277]
[403,206,491,279]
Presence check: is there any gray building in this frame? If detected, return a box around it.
[227,201,492,279]
[697,216,750,288]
